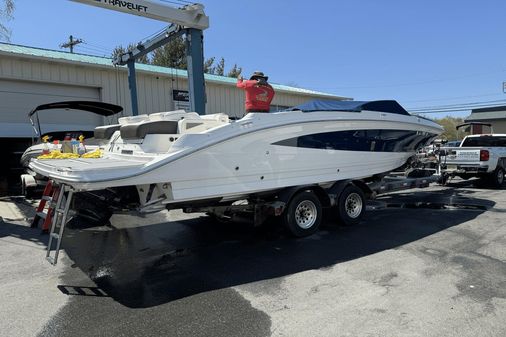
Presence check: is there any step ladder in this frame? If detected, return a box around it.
[46,183,74,266]
[31,180,58,233]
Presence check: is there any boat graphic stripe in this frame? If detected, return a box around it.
[273,129,436,152]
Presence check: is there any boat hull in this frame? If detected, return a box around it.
[30,112,441,205]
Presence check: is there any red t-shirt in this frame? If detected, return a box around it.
[236,79,275,111]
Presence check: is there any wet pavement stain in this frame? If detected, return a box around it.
[452,254,506,313]
[36,188,496,336]
[39,286,271,337]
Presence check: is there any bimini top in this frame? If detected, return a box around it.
[292,100,410,116]
[29,101,123,117]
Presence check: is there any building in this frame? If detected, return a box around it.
[0,42,349,192]
[466,106,506,134]
[0,42,349,138]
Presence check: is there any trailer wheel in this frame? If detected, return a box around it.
[21,175,37,199]
[489,167,505,188]
[283,191,322,237]
[337,185,365,226]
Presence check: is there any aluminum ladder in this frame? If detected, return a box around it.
[46,183,74,265]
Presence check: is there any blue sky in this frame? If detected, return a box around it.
[5,0,506,118]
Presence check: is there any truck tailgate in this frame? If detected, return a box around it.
[445,147,482,163]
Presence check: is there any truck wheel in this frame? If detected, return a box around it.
[490,167,505,188]
[337,185,365,226]
[283,191,322,237]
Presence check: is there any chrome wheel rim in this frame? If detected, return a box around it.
[345,193,363,218]
[294,200,317,229]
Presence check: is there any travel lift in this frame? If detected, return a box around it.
[38,0,210,265]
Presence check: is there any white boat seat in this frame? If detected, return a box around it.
[148,110,200,121]
[94,124,121,140]
[120,120,179,139]
[118,114,149,125]
[178,113,230,134]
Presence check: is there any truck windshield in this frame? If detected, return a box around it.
[461,136,506,147]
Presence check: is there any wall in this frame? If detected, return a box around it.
[490,120,506,133]
[0,54,326,123]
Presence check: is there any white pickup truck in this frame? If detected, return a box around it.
[441,134,506,187]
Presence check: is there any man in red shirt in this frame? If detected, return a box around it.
[236,71,275,113]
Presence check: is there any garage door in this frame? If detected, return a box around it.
[0,79,102,137]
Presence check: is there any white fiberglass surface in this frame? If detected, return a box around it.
[29,155,151,182]
[29,110,441,195]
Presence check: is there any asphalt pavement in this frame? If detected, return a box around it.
[0,179,505,337]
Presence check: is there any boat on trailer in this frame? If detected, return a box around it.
[29,99,443,264]
[29,100,442,211]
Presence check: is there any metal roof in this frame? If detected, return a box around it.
[466,110,506,121]
[472,106,506,113]
[0,42,349,100]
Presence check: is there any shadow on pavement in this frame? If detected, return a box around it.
[0,220,49,247]
[57,187,495,308]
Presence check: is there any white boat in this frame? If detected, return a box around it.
[29,100,442,211]
[20,101,123,195]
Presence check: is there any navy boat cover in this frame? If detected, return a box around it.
[292,100,410,116]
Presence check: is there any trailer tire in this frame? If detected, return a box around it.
[283,191,322,237]
[337,185,365,226]
[489,167,505,188]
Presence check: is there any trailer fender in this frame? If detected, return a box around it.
[21,174,37,189]
[21,174,37,196]
[327,180,372,207]
[276,185,331,208]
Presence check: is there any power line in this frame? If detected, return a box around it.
[410,104,506,114]
[291,69,506,91]
[408,99,506,112]
[74,46,108,57]
[83,41,112,53]
[403,92,503,104]
[79,44,110,54]
[77,45,107,53]
[413,106,505,114]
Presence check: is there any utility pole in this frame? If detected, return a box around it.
[60,35,83,53]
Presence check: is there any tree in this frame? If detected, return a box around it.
[227,64,242,78]
[214,57,225,76]
[121,34,242,78]
[203,56,216,74]
[0,0,14,42]
[111,44,150,64]
[433,116,469,141]
[151,36,187,69]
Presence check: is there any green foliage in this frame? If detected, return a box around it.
[203,56,216,74]
[227,63,242,78]
[0,0,15,42]
[151,36,187,69]
[433,116,469,141]
[214,57,225,76]
[203,56,242,77]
